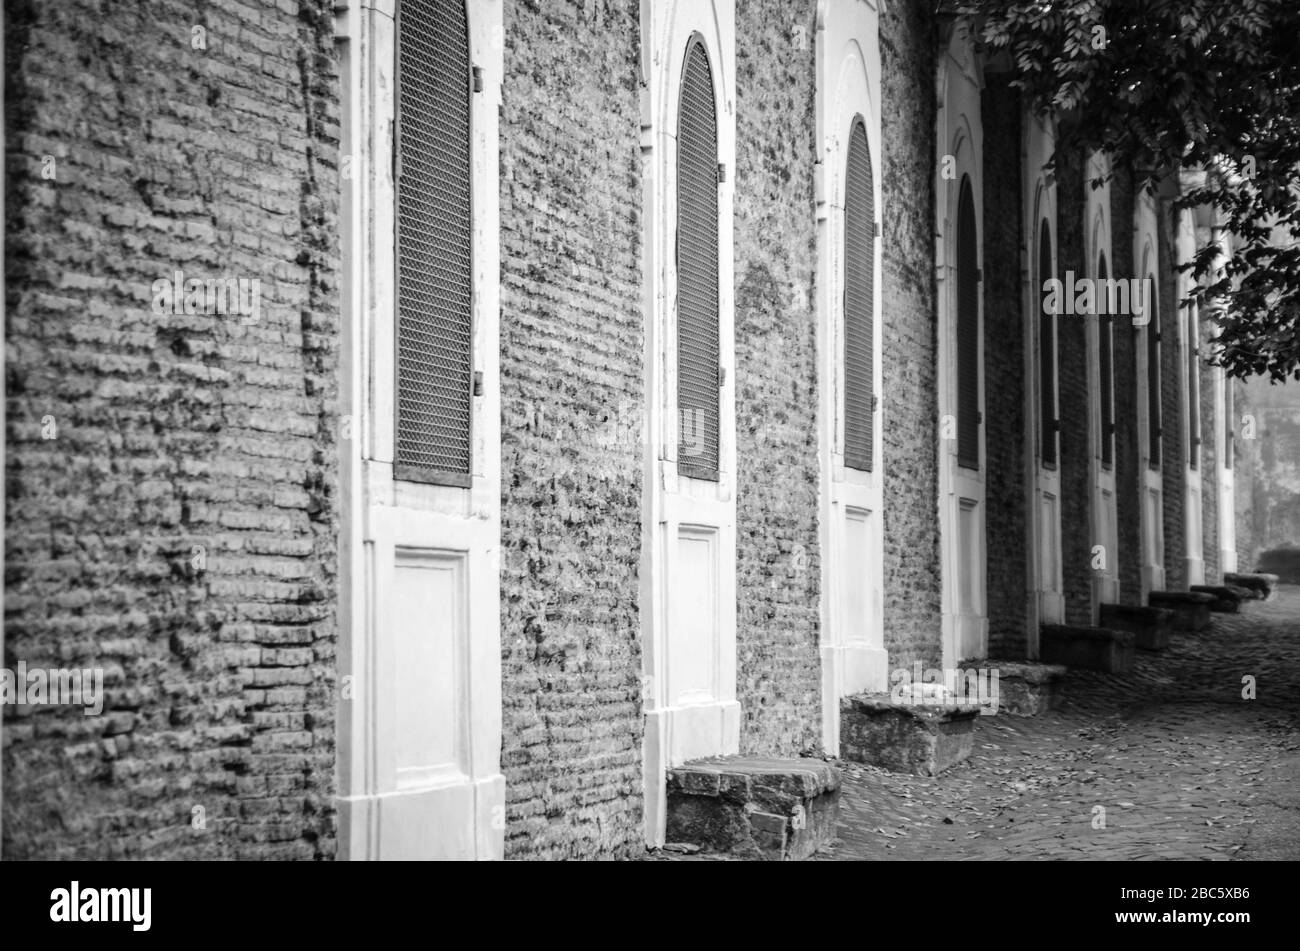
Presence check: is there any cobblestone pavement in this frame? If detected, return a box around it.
[816,586,1300,861]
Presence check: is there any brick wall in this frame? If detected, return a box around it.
[3,0,341,859]
[1108,166,1143,605]
[1157,197,1187,589]
[879,0,941,669]
[733,0,822,756]
[1053,147,1094,626]
[980,76,1029,658]
[496,0,645,860]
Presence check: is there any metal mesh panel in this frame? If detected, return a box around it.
[676,39,720,481]
[1147,274,1162,469]
[843,119,875,472]
[1099,255,1115,468]
[395,0,474,482]
[1039,222,1058,467]
[956,176,980,470]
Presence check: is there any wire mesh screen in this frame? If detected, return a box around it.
[843,119,875,472]
[396,0,474,482]
[957,176,980,470]
[1039,222,1058,467]
[676,39,720,481]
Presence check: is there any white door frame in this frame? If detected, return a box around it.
[1174,206,1205,585]
[936,20,987,667]
[1023,114,1063,648]
[1133,191,1165,595]
[639,0,738,848]
[334,0,505,860]
[1085,152,1119,615]
[815,0,885,756]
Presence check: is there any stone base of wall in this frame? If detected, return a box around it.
[1148,590,1215,630]
[962,660,1067,716]
[840,695,980,776]
[665,757,840,860]
[1099,603,1175,651]
[1041,625,1137,673]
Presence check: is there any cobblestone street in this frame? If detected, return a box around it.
[817,587,1300,861]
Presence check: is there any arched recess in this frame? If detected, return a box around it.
[1085,152,1119,614]
[936,19,987,669]
[334,0,505,860]
[1024,112,1063,647]
[815,0,884,756]
[1133,191,1165,594]
[639,0,737,848]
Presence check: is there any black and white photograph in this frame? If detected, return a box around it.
[0,0,1295,922]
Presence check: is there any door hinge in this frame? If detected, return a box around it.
[975,268,983,283]
[872,394,879,413]
[472,66,484,93]
[717,162,727,184]
[473,370,484,397]
[976,410,983,425]
[718,365,727,387]
[873,220,881,238]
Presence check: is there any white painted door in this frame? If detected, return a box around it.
[941,178,987,662]
[640,2,738,847]
[1134,198,1166,595]
[1176,206,1205,585]
[1026,119,1064,633]
[335,0,504,861]
[1034,226,1065,628]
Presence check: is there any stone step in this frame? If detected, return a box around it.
[1147,590,1215,630]
[839,693,980,776]
[1190,585,1243,613]
[665,757,840,860]
[1040,624,1136,673]
[1098,602,1175,651]
[958,659,1066,716]
[1225,572,1278,600]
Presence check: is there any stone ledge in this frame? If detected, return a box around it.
[665,757,840,860]
[1225,572,1278,600]
[840,693,980,776]
[1148,590,1214,630]
[960,659,1067,715]
[1190,584,1243,613]
[1041,625,1136,673]
[1099,602,1175,651]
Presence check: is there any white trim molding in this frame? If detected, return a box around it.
[815,0,885,756]
[334,0,504,860]
[1023,111,1063,645]
[1133,188,1166,596]
[1084,151,1118,618]
[935,17,987,669]
[1174,196,1205,586]
[639,0,738,848]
